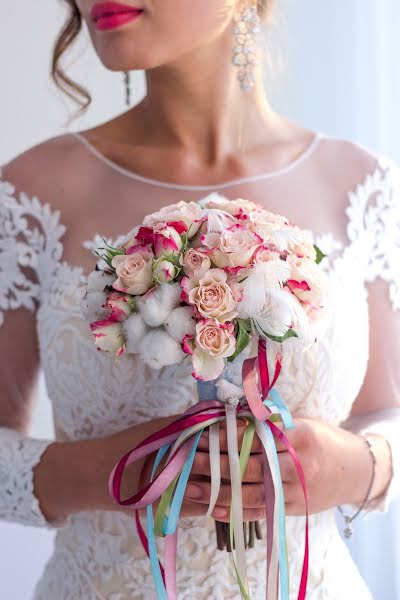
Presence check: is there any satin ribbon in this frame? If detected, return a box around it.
[109,341,309,600]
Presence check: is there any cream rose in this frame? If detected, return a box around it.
[180,248,211,279]
[112,247,153,295]
[196,320,236,358]
[203,224,262,268]
[188,320,236,381]
[187,269,238,323]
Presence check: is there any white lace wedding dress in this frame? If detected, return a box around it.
[0,131,399,600]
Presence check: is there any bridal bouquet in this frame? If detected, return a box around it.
[83,193,326,600]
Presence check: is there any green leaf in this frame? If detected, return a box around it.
[227,320,251,362]
[314,244,327,265]
[264,328,298,343]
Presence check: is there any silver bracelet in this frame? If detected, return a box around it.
[337,435,377,538]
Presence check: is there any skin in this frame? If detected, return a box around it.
[33,0,393,524]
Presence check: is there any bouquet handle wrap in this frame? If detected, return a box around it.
[108,342,309,600]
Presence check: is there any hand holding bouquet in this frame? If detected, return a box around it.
[83,193,326,600]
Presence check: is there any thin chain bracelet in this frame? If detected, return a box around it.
[337,435,377,538]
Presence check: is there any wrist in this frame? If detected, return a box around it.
[347,434,376,506]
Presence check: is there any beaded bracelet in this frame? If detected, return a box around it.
[337,435,377,538]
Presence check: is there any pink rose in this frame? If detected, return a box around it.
[189,320,236,381]
[90,318,125,355]
[202,224,262,268]
[153,223,184,258]
[252,244,282,264]
[250,210,289,240]
[106,292,134,321]
[286,256,324,316]
[203,197,260,217]
[112,247,153,295]
[186,268,238,323]
[180,248,211,279]
[143,201,204,238]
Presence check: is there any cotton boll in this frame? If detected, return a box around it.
[87,270,116,292]
[165,306,196,342]
[140,329,186,369]
[122,313,149,354]
[81,290,110,322]
[137,283,182,326]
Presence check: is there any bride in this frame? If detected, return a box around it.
[1,0,399,598]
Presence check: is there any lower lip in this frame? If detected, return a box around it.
[94,10,143,31]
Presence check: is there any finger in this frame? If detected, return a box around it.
[198,423,264,454]
[190,452,264,483]
[186,480,266,509]
[211,506,266,523]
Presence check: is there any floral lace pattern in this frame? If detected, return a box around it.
[0,427,53,528]
[1,158,399,599]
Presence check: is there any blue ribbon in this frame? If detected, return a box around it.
[162,429,203,535]
[263,421,290,599]
[264,387,295,430]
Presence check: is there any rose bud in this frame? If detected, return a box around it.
[153,259,179,284]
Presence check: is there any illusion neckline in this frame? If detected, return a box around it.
[70,130,324,191]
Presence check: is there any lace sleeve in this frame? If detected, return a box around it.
[342,158,400,513]
[0,167,66,528]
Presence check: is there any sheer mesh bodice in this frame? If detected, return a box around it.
[0,131,399,599]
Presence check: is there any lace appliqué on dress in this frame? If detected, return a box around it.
[0,427,54,528]
[0,173,66,528]
[0,177,66,324]
[346,157,400,310]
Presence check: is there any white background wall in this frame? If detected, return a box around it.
[1,1,400,598]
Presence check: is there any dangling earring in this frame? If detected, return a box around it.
[232,2,261,92]
[123,71,131,106]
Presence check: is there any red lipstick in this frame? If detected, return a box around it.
[91,2,143,31]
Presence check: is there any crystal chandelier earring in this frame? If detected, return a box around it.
[123,71,131,106]
[232,1,261,92]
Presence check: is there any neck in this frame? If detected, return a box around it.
[125,28,280,163]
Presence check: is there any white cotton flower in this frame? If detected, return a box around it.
[137,283,182,327]
[165,306,196,342]
[87,270,116,293]
[81,290,110,322]
[139,329,186,369]
[122,313,149,354]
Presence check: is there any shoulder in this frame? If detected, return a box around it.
[313,134,388,191]
[1,133,88,208]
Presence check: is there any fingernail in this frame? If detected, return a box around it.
[213,507,227,518]
[186,483,202,499]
